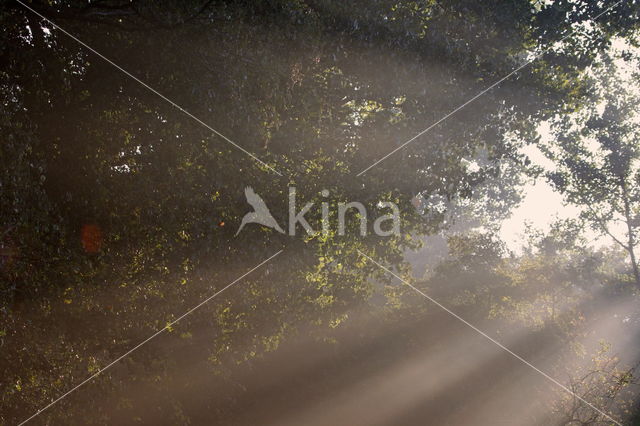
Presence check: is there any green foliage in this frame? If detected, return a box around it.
[1,0,639,424]
[543,46,640,287]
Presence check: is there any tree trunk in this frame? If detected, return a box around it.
[628,244,640,288]
[621,179,640,288]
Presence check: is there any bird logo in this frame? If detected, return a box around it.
[235,186,285,236]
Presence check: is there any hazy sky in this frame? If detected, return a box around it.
[499,135,581,251]
[500,38,639,253]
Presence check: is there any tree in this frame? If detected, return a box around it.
[2,0,639,424]
[553,344,639,426]
[544,47,640,288]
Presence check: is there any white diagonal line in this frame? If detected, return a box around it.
[16,0,282,176]
[356,0,624,176]
[18,249,283,426]
[357,249,621,426]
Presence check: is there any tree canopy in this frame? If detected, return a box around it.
[2,0,640,424]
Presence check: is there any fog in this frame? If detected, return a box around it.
[2,1,640,425]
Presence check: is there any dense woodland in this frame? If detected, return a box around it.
[3,0,640,424]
